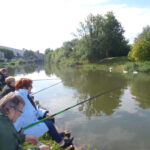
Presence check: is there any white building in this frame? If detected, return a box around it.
[0,45,25,57]
[0,51,4,59]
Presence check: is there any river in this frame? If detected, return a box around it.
[9,64,150,150]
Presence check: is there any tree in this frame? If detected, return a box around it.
[76,12,129,62]
[102,12,129,57]
[23,50,37,59]
[0,48,15,60]
[129,26,150,61]
[76,13,104,61]
[44,48,53,63]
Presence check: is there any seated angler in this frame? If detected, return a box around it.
[14,78,73,148]
[0,92,50,150]
[0,68,8,87]
[0,76,15,99]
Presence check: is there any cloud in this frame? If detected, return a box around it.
[0,0,150,52]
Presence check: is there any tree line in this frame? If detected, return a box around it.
[45,11,150,64]
[0,48,43,61]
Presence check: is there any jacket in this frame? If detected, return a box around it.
[0,109,39,150]
[14,89,49,137]
[0,73,6,86]
[0,84,15,99]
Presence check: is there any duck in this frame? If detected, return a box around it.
[133,71,138,74]
[109,67,112,72]
[123,70,128,74]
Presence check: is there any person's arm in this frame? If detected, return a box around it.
[36,108,49,118]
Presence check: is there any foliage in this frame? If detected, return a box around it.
[129,26,150,61]
[23,49,37,59]
[124,61,150,72]
[0,48,15,60]
[0,58,4,62]
[45,12,129,64]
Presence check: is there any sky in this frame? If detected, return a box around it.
[0,0,150,53]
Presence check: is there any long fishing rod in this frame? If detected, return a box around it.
[33,79,60,81]
[32,81,62,95]
[23,86,121,130]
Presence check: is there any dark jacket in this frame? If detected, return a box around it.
[0,73,6,86]
[0,109,40,150]
[0,84,15,99]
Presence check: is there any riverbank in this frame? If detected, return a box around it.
[58,57,150,73]
[0,59,27,68]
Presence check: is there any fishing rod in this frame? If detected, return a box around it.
[23,86,121,130]
[33,79,60,81]
[32,81,62,95]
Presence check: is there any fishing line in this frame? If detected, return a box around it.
[33,79,60,81]
[32,81,62,95]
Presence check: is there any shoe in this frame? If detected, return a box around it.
[61,137,74,148]
[60,130,71,138]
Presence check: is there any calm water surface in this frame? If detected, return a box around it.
[10,65,150,150]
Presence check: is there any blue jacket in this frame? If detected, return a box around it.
[14,89,49,137]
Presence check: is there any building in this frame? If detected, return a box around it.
[0,45,25,57]
[0,51,4,59]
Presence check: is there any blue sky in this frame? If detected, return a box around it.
[93,0,150,8]
[0,0,150,52]
[111,0,150,8]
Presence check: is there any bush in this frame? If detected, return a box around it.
[129,40,150,61]
[0,58,4,62]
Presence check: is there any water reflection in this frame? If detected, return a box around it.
[130,73,150,109]
[45,65,128,117]
[8,63,44,76]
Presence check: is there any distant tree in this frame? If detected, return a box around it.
[23,50,37,59]
[129,26,150,61]
[0,48,15,60]
[44,48,53,63]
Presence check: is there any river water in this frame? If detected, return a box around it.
[10,64,150,150]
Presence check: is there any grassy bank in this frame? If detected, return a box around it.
[56,57,150,73]
[23,133,62,150]
[0,59,26,68]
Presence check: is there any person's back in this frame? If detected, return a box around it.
[0,76,15,99]
[0,92,50,150]
[0,109,25,150]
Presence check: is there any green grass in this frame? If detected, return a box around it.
[23,133,62,150]
[56,56,150,73]
[124,61,150,72]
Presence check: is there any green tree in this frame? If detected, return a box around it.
[23,50,37,59]
[0,48,15,60]
[129,26,150,61]
[76,13,104,61]
[102,12,129,57]
[45,12,129,64]
[76,12,129,62]
[44,48,53,63]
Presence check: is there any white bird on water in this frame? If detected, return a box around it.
[133,71,138,74]
[109,67,112,72]
[123,70,128,74]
